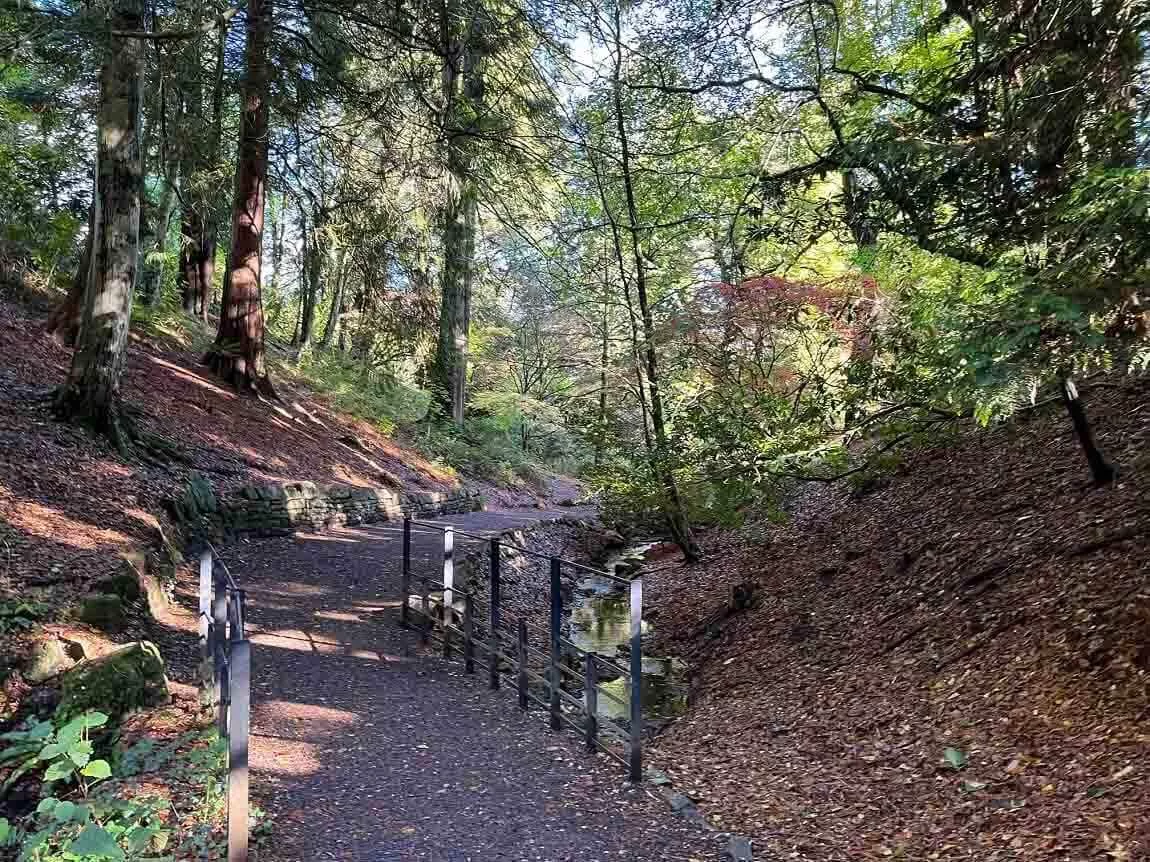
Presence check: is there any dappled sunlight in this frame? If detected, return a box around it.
[313,609,363,622]
[0,489,134,551]
[247,581,329,597]
[329,463,380,487]
[144,354,237,399]
[293,532,361,543]
[251,700,360,777]
[288,400,328,428]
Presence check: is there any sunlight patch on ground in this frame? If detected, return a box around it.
[248,581,328,597]
[144,355,236,399]
[0,491,133,551]
[293,533,361,543]
[329,464,378,487]
[313,610,363,622]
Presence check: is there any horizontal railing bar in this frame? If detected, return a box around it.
[591,736,630,767]
[596,686,629,709]
[596,715,632,738]
[520,687,550,711]
[406,518,626,582]
[589,655,632,679]
[555,686,587,711]
[406,519,493,543]
[520,665,551,687]
[552,705,587,735]
[413,577,477,599]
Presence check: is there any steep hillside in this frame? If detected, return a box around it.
[0,295,549,713]
[645,377,1149,860]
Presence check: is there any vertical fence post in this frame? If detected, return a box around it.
[212,572,227,701]
[628,577,643,782]
[584,653,598,752]
[198,549,212,663]
[517,619,528,711]
[463,594,475,674]
[442,527,454,659]
[420,578,430,645]
[549,557,562,731]
[488,539,501,690]
[227,639,251,862]
[400,516,411,629]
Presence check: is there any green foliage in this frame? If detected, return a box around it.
[0,711,110,799]
[289,351,431,435]
[0,599,49,634]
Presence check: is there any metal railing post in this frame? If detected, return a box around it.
[549,557,562,731]
[463,594,475,674]
[628,577,643,782]
[400,516,411,629]
[584,653,598,752]
[488,539,501,690]
[199,550,213,664]
[442,527,454,659]
[213,573,228,718]
[420,578,430,645]
[227,638,251,862]
[516,619,528,711]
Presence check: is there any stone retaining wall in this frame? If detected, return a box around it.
[171,472,483,538]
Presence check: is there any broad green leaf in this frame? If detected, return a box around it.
[44,759,75,782]
[35,797,58,814]
[52,800,77,822]
[37,742,64,761]
[80,759,112,780]
[67,823,124,860]
[79,712,109,730]
[0,816,10,844]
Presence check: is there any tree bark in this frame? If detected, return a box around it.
[610,7,699,561]
[299,205,324,350]
[319,247,346,348]
[204,0,273,395]
[430,5,483,425]
[1060,377,1117,484]
[55,0,143,443]
[46,201,94,345]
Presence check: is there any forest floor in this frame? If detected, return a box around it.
[642,376,1150,860]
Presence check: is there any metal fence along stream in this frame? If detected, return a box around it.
[399,516,646,781]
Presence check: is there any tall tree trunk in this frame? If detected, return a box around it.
[205,0,273,395]
[595,258,609,467]
[610,8,699,561]
[431,7,483,425]
[46,201,95,345]
[319,249,346,348]
[55,0,143,445]
[299,206,324,350]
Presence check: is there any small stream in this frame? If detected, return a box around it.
[565,544,688,728]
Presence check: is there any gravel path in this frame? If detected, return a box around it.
[227,507,721,862]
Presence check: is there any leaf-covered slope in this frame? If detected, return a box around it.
[646,377,1150,860]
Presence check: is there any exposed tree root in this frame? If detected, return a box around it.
[54,389,191,466]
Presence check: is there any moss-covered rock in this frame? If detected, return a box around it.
[94,570,142,603]
[77,594,126,631]
[56,641,169,720]
[21,638,78,684]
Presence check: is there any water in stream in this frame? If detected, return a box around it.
[565,546,688,727]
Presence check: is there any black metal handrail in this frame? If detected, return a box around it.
[199,547,251,862]
[400,515,645,781]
